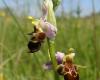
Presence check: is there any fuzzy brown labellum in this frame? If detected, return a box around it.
[27,26,46,53]
[63,63,79,80]
[57,63,79,80]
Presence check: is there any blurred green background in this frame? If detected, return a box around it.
[0,0,100,80]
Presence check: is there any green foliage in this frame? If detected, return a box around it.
[1,14,100,80]
[1,1,100,80]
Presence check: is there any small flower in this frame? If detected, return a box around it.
[43,61,52,70]
[56,48,80,80]
[27,16,57,39]
[43,52,65,70]
[40,20,57,39]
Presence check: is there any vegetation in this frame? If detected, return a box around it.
[0,0,100,80]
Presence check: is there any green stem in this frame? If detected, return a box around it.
[47,39,60,80]
[45,0,60,80]
[47,39,57,70]
[45,0,57,69]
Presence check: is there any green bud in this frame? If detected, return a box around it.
[52,0,62,10]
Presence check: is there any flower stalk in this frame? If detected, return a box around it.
[47,40,57,70]
[44,0,60,79]
[44,0,57,69]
